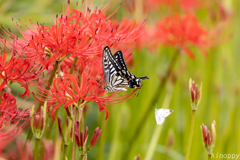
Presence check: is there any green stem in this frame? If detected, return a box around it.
[185,110,196,160]
[46,116,57,139]
[33,138,41,160]
[24,61,60,148]
[63,144,68,160]
[208,154,212,160]
[125,49,180,159]
[79,154,84,160]
[71,119,77,160]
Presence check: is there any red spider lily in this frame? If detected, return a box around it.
[0,93,29,152]
[149,14,209,58]
[143,0,200,11]
[34,68,140,120]
[0,93,29,128]
[0,53,43,97]
[0,0,145,69]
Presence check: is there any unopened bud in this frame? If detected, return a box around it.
[30,102,47,139]
[189,78,202,110]
[200,121,216,154]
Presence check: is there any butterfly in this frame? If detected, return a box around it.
[102,46,149,92]
[155,108,173,125]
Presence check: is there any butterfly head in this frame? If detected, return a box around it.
[128,76,149,88]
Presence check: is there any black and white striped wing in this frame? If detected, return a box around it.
[113,51,128,71]
[102,47,111,86]
[110,74,129,90]
[102,46,128,92]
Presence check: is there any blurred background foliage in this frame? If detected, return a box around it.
[0,0,239,159]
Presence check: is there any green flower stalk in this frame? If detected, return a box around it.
[185,79,202,160]
[201,121,217,160]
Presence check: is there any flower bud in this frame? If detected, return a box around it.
[30,102,47,139]
[89,127,102,149]
[57,116,73,145]
[75,124,88,150]
[200,121,216,154]
[189,78,202,110]
[134,155,140,160]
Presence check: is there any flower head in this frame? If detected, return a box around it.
[0,53,43,97]
[145,14,209,58]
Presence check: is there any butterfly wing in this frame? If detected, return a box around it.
[155,109,173,125]
[102,46,111,86]
[110,74,128,91]
[113,51,128,71]
[103,46,128,92]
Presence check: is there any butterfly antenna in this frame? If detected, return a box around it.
[151,104,157,109]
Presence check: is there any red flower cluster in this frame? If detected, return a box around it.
[0,0,144,119]
[140,14,209,58]
[0,0,145,149]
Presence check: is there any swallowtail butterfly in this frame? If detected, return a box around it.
[102,46,149,92]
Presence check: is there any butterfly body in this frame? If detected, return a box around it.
[102,46,148,92]
[155,108,173,125]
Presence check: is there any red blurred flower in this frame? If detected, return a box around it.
[0,93,29,152]
[0,93,29,128]
[149,14,209,58]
